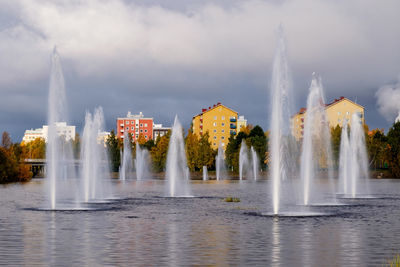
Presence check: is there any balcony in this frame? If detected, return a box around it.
[230,117,237,122]
[230,130,237,135]
[120,129,124,133]
[230,124,236,129]
[120,124,124,127]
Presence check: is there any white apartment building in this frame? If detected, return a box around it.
[22,122,76,143]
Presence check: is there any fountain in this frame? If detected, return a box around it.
[135,143,149,180]
[80,107,111,202]
[269,26,293,215]
[215,143,226,180]
[250,146,259,180]
[239,140,250,180]
[165,115,191,197]
[339,113,369,198]
[46,47,77,210]
[300,74,335,205]
[202,166,208,181]
[120,132,133,181]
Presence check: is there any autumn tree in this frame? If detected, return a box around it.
[24,138,46,159]
[196,132,216,170]
[330,125,342,167]
[150,132,170,172]
[185,130,199,171]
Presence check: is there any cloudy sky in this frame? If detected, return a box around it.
[1,0,400,141]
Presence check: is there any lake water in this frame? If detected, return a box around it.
[1,178,400,266]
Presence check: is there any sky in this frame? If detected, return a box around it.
[1,0,400,142]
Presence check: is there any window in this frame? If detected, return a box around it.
[222,116,225,120]
[221,136,225,140]
[131,121,134,124]
[145,129,148,133]
[140,129,143,133]
[135,129,139,133]
[131,127,134,130]
[144,123,147,127]
[126,127,129,130]
[213,129,217,133]
[213,143,216,146]
[213,136,217,140]
[126,121,130,125]
[221,123,225,126]
[222,129,225,133]
[346,111,350,115]
[213,122,217,126]
[145,135,147,138]
[214,116,217,120]
[140,124,143,127]
[136,135,138,139]
[338,118,341,122]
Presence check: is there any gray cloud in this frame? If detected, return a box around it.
[376,78,400,123]
[1,0,400,141]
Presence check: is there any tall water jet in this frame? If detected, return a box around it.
[81,107,111,202]
[46,47,76,209]
[202,166,208,181]
[338,113,369,197]
[300,74,334,205]
[339,122,350,194]
[349,113,369,197]
[251,146,259,180]
[215,143,226,180]
[166,116,191,197]
[135,143,149,180]
[239,140,250,180]
[269,26,293,215]
[120,132,133,181]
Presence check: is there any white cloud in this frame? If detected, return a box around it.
[376,78,400,123]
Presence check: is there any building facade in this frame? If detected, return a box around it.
[153,124,171,139]
[116,112,153,142]
[237,115,247,132]
[192,103,238,150]
[22,122,76,143]
[292,96,365,140]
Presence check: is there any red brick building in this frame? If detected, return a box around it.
[116,112,153,142]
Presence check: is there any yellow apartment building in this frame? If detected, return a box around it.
[292,96,365,140]
[192,103,238,150]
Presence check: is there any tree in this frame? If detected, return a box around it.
[71,133,80,159]
[137,134,147,145]
[330,125,342,167]
[24,138,46,159]
[386,122,400,177]
[248,125,267,169]
[106,130,121,172]
[150,132,170,172]
[196,132,216,170]
[1,132,12,149]
[185,130,199,171]
[366,128,388,169]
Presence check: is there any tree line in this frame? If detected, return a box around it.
[2,120,400,183]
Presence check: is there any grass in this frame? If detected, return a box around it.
[224,196,240,203]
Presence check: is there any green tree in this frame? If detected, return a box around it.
[386,122,400,177]
[225,131,248,172]
[366,128,388,169]
[248,125,267,169]
[106,130,121,172]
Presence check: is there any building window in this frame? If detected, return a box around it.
[222,129,225,133]
[338,118,341,122]
[126,121,129,124]
[213,129,217,133]
[136,135,138,139]
[213,122,217,126]
[346,111,350,115]
[135,129,139,133]
[222,116,225,120]
[221,136,225,140]
[131,127,134,130]
[126,127,129,130]
[221,123,225,126]
[145,129,148,133]
[131,121,134,124]
[140,124,143,127]
[140,129,143,133]
[145,135,147,139]
[144,123,148,127]
[214,116,217,120]
[213,136,217,140]
[213,143,216,146]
